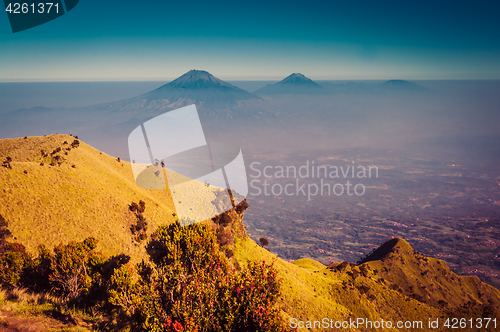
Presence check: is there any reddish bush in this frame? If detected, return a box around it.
[129,201,148,241]
[132,222,287,331]
[236,199,249,214]
[259,238,269,247]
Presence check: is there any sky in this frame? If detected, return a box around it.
[0,0,499,81]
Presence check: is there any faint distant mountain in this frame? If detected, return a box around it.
[278,73,320,87]
[255,73,323,95]
[319,81,371,94]
[142,69,259,105]
[320,79,430,94]
[381,79,430,92]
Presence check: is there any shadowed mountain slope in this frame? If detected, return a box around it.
[358,237,413,263]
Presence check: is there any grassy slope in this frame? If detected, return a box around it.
[236,236,500,331]
[235,237,443,331]
[0,134,178,263]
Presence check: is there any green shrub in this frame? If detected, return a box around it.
[23,244,54,292]
[0,249,30,287]
[108,264,139,316]
[48,237,98,300]
[119,222,288,332]
[0,216,30,287]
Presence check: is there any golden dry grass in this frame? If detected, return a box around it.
[0,134,179,264]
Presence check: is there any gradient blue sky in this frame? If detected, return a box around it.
[1,0,499,81]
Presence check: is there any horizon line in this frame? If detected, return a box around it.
[1,77,500,83]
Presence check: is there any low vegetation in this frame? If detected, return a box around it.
[0,212,286,331]
[129,200,148,242]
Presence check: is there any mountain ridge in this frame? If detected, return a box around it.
[155,70,246,90]
[142,69,260,104]
[382,79,431,92]
[279,73,321,86]
[356,237,500,312]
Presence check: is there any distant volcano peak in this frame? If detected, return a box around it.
[142,70,259,106]
[157,69,237,90]
[280,73,318,86]
[254,73,322,95]
[287,73,307,79]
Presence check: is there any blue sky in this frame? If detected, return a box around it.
[1,0,499,81]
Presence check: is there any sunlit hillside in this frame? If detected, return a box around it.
[0,134,179,263]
